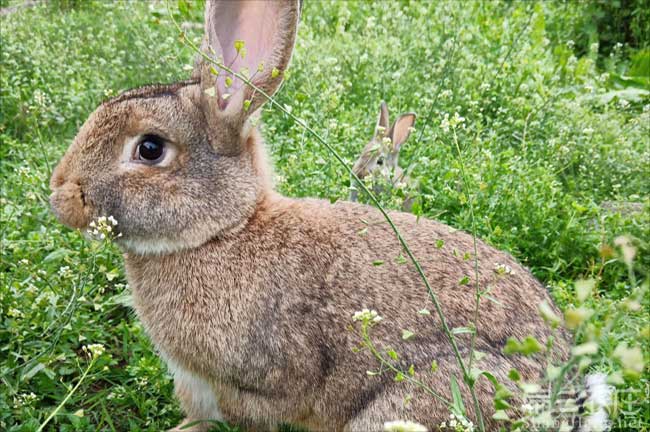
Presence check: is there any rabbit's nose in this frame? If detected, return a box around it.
[50,181,92,229]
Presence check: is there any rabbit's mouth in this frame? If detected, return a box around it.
[50,181,93,230]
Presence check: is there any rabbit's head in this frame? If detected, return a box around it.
[49,0,301,255]
[352,102,416,182]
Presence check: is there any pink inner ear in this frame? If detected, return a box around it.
[391,114,416,151]
[207,1,281,104]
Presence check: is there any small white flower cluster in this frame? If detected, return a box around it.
[87,215,120,240]
[440,112,465,133]
[13,392,37,409]
[353,308,383,324]
[494,262,515,276]
[384,420,428,432]
[7,307,24,318]
[83,343,106,359]
[58,265,73,279]
[440,413,475,431]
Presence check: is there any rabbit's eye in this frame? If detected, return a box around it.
[376,157,384,166]
[136,135,165,163]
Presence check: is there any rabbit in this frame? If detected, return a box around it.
[49,1,572,431]
[350,102,417,212]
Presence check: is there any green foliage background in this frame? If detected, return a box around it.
[1,0,648,430]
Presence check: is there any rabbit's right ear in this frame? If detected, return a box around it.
[388,113,416,152]
[194,0,301,122]
[373,101,390,139]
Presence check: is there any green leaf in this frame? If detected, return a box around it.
[271,67,281,78]
[372,260,384,266]
[450,375,467,416]
[508,368,521,381]
[177,0,191,18]
[430,360,438,373]
[387,349,399,361]
[494,398,511,410]
[401,329,415,340]
[503,336,543,356]
[394,372,405,382]
[539,300,561,327]
[23,363,45,380]
[459,275,470,285]
[493,410,510,421]
[435,239,445,249]
[43,248,69,263]
[408,364,415,376]
[494,383,513,400]
[452,326,475,335]
[417,308,430,315]
[564,307,593,330]
[472,350,486,363]
[105,268,120,281]
[575,279,595,303]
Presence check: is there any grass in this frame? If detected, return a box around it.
[1,1,648,431]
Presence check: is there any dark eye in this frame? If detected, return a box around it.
[136,135,165,163]
[376,157,384,166]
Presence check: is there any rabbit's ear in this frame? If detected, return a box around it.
[389,113,416,152]
[196,0,301,117]
[374,101,390,139]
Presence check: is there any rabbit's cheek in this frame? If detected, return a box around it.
[50,182,92,229]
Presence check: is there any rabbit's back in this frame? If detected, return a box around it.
[125,196,565,429]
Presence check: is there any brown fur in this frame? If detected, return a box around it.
[49,1,568,430]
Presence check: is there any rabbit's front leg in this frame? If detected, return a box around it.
[165,357,223,432]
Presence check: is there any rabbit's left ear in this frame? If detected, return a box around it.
[195,0,301,117]
[389,113,416,152]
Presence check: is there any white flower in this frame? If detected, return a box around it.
[353,308,383,324]
[87,215,119,241]
[83,343,106,359]
[58,266,73,278]
[494,262,515,275]
[441,112,466,133]
[384,420,428,432]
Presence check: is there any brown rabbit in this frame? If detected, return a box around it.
[350,102,416,211]
[49,1,570,431]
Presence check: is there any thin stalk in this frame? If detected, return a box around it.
[37,357,96,432]
[362,324,452,407]
[450,129,482,371]
[450,128,485,430]
[168,6,486,430]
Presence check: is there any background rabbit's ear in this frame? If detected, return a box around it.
[196,0,301,116]
[389,113,416,152]
[374,101,390,138]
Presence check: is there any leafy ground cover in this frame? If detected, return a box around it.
[1,1,648,430]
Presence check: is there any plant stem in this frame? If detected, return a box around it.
[362,324,452,406]
[450,129,485,431]
[37,358,96,432]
